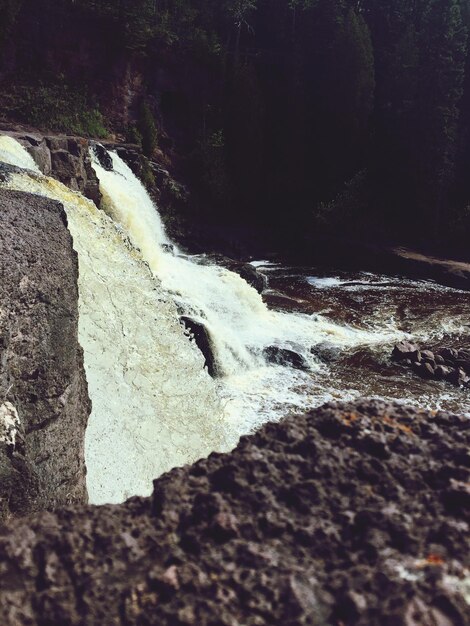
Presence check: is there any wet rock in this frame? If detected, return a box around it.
[439,347,459,361]
[263,346,309,370]
[92,142,114,171]
[392,342,470,390]
[237,263,267,293]
[422,361,436,379]
[0,400,468,625]
[310,342,342,363]
[0,190,90,521]
[392,341,420,361]
[180,317,218,377]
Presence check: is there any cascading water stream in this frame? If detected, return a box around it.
[0,135,414,503]
[91,149,405,376]
[0,136,227,504]
[90,147,414,429]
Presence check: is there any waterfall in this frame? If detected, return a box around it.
[0,135,407,503]
[0,136,227,505]
[91,150,400,378]
[90,148,406,431]
[0,136,41,173]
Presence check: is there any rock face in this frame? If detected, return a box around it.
[0,399,468,625]
[180,316,218,377]
[0,190,90,521]
[0,130,102,205]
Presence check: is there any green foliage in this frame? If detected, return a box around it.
[126,125,143,146]
[140,159,156,188]
[196,130,230,205]
[3,0,470,247]
[138,101,158,157]
[13,82,108,137]
[73,0,156,50]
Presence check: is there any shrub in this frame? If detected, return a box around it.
[138,100,157,157]
[13,82,108,137]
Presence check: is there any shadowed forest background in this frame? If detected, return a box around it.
[1,0,470,255]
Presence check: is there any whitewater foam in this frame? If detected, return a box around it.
[0,137,227,504]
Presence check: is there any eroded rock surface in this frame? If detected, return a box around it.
[0,190,90,521]
[0,400,468,625]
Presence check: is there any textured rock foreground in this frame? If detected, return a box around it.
[0,400,468,625]
[0,190,90,520]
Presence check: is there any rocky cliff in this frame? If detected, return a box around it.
[0,189,90,521]
[0,400,468,625]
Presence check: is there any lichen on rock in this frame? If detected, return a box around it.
[0,402,20,446]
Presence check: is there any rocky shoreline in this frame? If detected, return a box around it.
[0,400,468,625]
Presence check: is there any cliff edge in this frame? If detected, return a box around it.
[0,189,90,521]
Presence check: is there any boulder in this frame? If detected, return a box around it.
[435,365,451,380]
[237,263,267,294]
[0,190,90,521]
[180,317,218,377]
[27,139,52,175]
[420,350,435,363]
[438,347,459,361]
[92,142,114,171]
[263,346,309,370]
[447,368,469,387]
[392,341,420,361]
[51,148,86,189]
[310,342,342,363]
[421,361,435,379]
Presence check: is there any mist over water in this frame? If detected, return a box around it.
[1,135,468,504]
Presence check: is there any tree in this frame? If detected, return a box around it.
[226,0,257,63]
[139,100,158,157]
[418,0,467,233]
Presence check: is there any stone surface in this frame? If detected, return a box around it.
[0,189,90,521]
[392,342,470,389]
[180,316,218,377]
[237,263,267,293]
[263,345,309,370]
[1,399,467,626]
[1,131,102,204]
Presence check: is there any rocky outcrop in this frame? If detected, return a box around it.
[263,345,309,370]
[180,316,218,378]
[0,399,468,625]
[0,129,101,204]
[0,190,90,521]
[393,341,470,388]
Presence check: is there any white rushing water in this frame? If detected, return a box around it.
[91,149,408,428]
[0,136,227,504]
[0,135,409,503]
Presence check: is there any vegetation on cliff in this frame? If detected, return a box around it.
[2,0,470,253]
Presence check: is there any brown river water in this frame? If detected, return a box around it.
[258,264,470,418]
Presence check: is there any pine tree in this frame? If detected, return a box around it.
[419,0,467,232]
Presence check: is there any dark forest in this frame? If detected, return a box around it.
[1,0,470,254]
